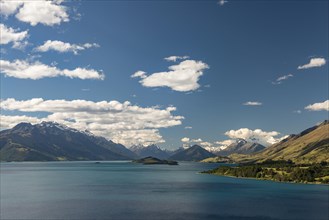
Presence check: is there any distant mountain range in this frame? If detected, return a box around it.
[169,145,216,161]
[0,121,216,162]
[130,144,170,159]
[0,122,136,161]
[230,120,329,164]
[216,139,265,156]
[2,120,328,163]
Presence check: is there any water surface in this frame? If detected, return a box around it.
[1,161,328,220]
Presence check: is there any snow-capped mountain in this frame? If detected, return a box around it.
[0,121,136,161]
[216,138,265,156]
[130,144,170,159]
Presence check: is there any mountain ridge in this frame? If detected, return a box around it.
[169,145,216,161]
[0,121,136,161]
[230,120,329,164]
[130,144,170,159]
[217,139,265,156]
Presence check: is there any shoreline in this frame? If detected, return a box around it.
[201,172,329,186]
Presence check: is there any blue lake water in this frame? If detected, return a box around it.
[1,161,328,220]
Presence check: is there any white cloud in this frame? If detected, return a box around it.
[181,137,206,149]
[305,100,329,111]
[131,71,146,79]
[200,141,212,147]
[214,139,235,147]
[0,98,184,146]
[0,115,41,129]
[0,0,69,26]
[133,59,209,92]
[0,23,28,46]
[164,56,189,62]
[180,127,285,153]
[203,139,236,152]
[180,138,235,153]
[243,101,262,106]
[15,0,69,26]
[224,128,282,146]
[272,74,293,85]
[12,40,29,50]
[0,0,23,16]
[180,137,203,144]
[298,58,326,69]
[35,40,99,54]
[218,0,228,6]
[191,138,203,143]
[184,126,192,129]
[0,59,104,80]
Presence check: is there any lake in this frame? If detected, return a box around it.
[1,161,328,220]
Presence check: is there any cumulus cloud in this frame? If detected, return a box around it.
[180,127,285,153]
[202,139,235,153]
[298,58,326,69]
[272,74,293,85]
[0,59,104,80]
[214,139,235,147]
[0,98,184,146]
[0,0,69,26]
[200,141,212,147]
[181,137,207,149]
[305,100,329,111]
[191,138,203,143]
[225,128,283,146]
[0,115,41,129]
[0,0,23,16]
[35,40,99,54]
[0,23,28,47]
[164,56,189,62]
[180,137,236,153]
[132,59,209,92]
[243,101,262,106]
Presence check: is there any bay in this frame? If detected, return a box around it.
[1,161,328,220]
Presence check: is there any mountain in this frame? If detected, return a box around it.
[230,120,329,164]
[166,147,185,156]
[0,122,135,161]
[217,139,265,156]
[130,144,170,159]
[169,145,216,161]
[87,135,137,159]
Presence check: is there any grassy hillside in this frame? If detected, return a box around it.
[230,121,329,164]
[200,156,233,163]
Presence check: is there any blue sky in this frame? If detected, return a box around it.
[0,0,328,150]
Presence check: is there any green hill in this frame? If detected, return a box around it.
[200,156,233,163]
[230,120,329,164]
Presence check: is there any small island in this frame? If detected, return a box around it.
[133,156,178,165]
